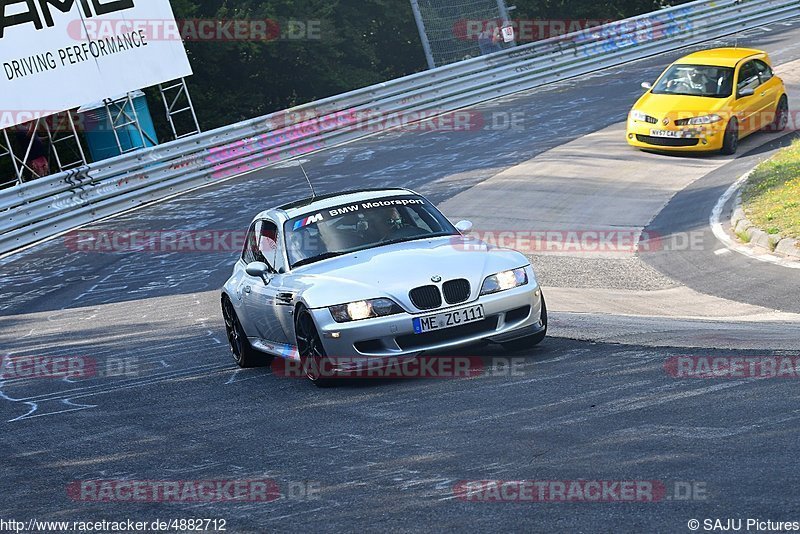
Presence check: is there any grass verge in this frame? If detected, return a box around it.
[741,139,800,240]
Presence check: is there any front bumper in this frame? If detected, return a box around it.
[309,282,545,359]
[625,118,726,152]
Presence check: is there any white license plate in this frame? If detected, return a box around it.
[413,305,485,334]
[650,130,683,139]
[650,129,691,138]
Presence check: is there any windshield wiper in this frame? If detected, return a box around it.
[291,251,346,268]
[652,91,698,97]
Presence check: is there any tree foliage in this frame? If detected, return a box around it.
[169,0,425,129]
[165,0,694,132]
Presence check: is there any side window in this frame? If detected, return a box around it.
[256,221,280,269]
[754,59,773,84]
[737,61,759,95]
[242,221,260,264]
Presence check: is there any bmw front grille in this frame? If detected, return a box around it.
[442,279,470,305]
[409,285,442,310]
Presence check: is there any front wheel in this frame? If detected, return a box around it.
[222,296,266,368]
[502,295,548,352]
[295,305,334,387]
[768,95,789,132]
[721,118,739,155]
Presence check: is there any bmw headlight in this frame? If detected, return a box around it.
[480,268,529,296]
[630,110,648,122]
[329,298,403,323]
[687,114,722,125]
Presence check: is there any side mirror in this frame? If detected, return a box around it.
[455,220,473,233]
[641,82,653,90]
[739,87,755,98]
[245,261,271,284]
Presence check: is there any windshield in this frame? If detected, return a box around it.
[284,196,458,268]
[651,64,734,98]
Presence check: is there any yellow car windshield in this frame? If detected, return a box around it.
[652,64,735,98]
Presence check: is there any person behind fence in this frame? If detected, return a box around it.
[478,26,503,55]
[12,123,50,181]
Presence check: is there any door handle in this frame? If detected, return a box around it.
[760,92,767,97]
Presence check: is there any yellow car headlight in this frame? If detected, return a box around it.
[687,114,722,125]
[630,110,648,122]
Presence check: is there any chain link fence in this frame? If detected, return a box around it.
[411,0,514,68]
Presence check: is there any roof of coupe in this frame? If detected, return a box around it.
[263,187,418,220]
[675,47,765,67]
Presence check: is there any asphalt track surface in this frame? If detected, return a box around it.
[2,19,800,533]
[642,131,800,312]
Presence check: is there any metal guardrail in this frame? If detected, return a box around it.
[1,0,798,255]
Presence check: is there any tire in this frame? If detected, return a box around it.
[721,118,739,155]
[295,305,334,387]
[768,95,789,132]
[502,294,548,352]
[222,296,266,368]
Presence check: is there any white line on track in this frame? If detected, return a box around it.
[0,362,230,422]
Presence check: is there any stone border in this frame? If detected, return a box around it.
[731,202,800,260]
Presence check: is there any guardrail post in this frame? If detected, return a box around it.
[410,0,437,69]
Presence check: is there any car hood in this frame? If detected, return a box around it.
[291,235,531,309]
[633,92,729,119]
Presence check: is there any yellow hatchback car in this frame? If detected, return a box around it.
[627,48,788,154]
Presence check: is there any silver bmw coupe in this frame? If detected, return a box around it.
[221,188,546,386]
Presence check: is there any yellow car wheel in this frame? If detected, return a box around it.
[770,96,789,132]
[721,118,739,155]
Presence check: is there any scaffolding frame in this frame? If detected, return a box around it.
[0,117,77,187]
[104,92,157,156]
[43,112,88,172]
[158,77,201,140]
[1,77,200,187]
